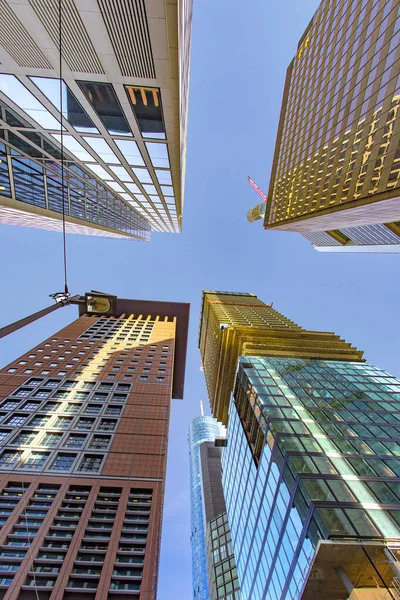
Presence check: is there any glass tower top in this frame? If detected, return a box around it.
[189,416,225,600]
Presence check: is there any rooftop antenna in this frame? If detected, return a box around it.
[200,400,204,417]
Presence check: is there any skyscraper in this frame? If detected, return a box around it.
[0,292,189,599]
[189,416,241,600]
[0,0,193,237]
[198,290,400,598]
[264,0,400,252]
[189,416,224,600]
[223,356,400,600]
[201,441,241,600]
[198,291,363,424]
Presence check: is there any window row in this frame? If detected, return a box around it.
[7,376,132,393]
[1,398,124,414]
[5,430,112,450]
[0,450,106,473]
[0,412,119,431]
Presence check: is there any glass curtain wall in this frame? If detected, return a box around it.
[222,357,400,600]
[189,416,224,600]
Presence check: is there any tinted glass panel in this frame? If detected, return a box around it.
[31,77,97,134]
[77,81,131,135]
[12,157,46,207]
[8,132,43,158]
[125,86,165,139]
[0,144,11,197]
[5,109,30,128]
[46,171,67,214]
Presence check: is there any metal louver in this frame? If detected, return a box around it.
[0,0,52,69]
[29,0,105,74]
[97,0,156,79]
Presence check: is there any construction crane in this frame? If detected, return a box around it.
[247,176,268,222]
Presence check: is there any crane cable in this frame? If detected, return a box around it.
[16,3,69,597]
[58,0,69,298]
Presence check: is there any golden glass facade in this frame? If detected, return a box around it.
[266,0,400,239]
[198,291,363,425]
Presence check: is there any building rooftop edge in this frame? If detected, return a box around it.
[78,295,190,400]
[197,290,258,348]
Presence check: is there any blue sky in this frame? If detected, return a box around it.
[1,0,400,598]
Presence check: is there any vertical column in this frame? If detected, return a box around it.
[95,485,130,600]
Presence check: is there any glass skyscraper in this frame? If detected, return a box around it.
[0,0,193,237]
[189,416,225,600]
[263,0,400,252]
[222,356,400,600]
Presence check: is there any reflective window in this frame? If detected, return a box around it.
[114,139,145,166]
[83,137,120,164]
[132,168,152,184]
[145,142,169,168]
[77,81,131,136]
[83,164,108,181]
[12,157,45,207]
[155,169,172,185]
[8,132,43,158]
[89,435,110,450]
[0,451,21,468]
[109,166,133,182]
[30,77,97,134]
[51,134,95,163]
[0,74,60,129]
[22,452,49,470]
[0,142,11,197]
[223,356,400,599]
[41,433,63,447]
[65,434,87,449]
[161,185,174,196]
[4,106,30,128]
[125,182,141,194]
[5,415,27,427]
[51,454,76,471]
[125,86,165,139]
[11,431,37,446]
[78,454,103,473]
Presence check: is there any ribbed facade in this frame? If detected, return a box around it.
[199,291,364,424]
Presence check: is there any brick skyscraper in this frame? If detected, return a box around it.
[0,293,189,599]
